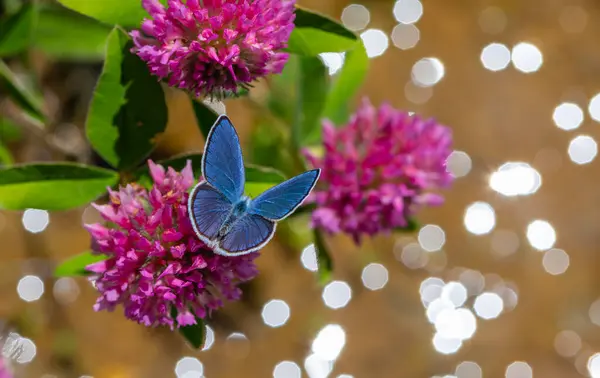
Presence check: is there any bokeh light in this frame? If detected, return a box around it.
[489,162,541,196]
[412,58,445,87]
[542,248,569,275]
[319,53,345,76]
[360,29,389,58]
[262,299,291,327]
[322,281,352,309]
[568,135,597,165]
[273,361,301,378]
[391,24,420,50]
[393,0,423,25]
[464,202,496,235]
[301,244,318,272]
[53,277,80,305]
[22,209,49,233]
[418,224,446,252]
[511,43,543,73]
[340,4,370,31]
[505,361,532,378]
[203,325,215,351]
[432,333,462,354]
[473,292,504,319]
[553,102,584,130]
[589,353,600,378]
[526,220,556,251]
[554,330,581,357]
[455,361,482,378]
[312,324,346,361]
[361,263,389,290]
[446,150,472,178]
[17,275,44,302]
[480,43,510,71]
[175,357,203,378]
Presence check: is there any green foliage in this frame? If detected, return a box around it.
[289,6,358,56]
[323,42,369,125]
[33,6,112,60]
[0,2,36,57]
[179,318,207,349]
[191,100,219,140]
[54,251,108,277]
[0,60,45,124]
[54,0,159,28]
[295,56,328,146]
[313,228,333,284]
[0,143,13,166]
[0,117,23,143]
[288,28,357,56]
[0,163,119,210]
[86,27,168,171]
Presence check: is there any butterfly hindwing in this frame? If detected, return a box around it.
[202,115,245,203]
[248,169,321,221]
[216,213,276,256]
[188,182,233,245]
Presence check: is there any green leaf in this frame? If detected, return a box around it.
[323,42,369,125]
[86,27,168,171]
[170,307,207,349]
[190,100,218,140]
[313,228,333,285]
[134,153,286,197]
[0,117,22,143]
[0,142,13,166]
[54,251,108,277]
[0,163,119,210]
[33,6,112,60]
[288,6,357,56]
[0,59,45,124]
[267,55,298,125]
[295,56,328,146]
[55,0,154,27]
[0,3,36,57]
[287,28,357,56]
[294,6,357,41]
[179,318,207,349]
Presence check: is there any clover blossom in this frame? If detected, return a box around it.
[85,160,259,328]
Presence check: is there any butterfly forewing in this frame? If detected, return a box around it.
[248,169,321,221]
[216,213,276,256]
[202,116,246,204]
[188,182,233,245]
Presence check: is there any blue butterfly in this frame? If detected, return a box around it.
[188,115,321,256]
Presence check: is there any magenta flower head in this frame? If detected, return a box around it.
[85,160,259,328]
[304,98,454,244]
[130,0,296,99]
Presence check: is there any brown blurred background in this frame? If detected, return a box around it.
[3,0,600,377]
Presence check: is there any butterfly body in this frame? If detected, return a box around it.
[188,115,320,256]
[216,196,251,239]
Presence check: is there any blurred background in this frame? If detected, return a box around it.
[2,0,600,377]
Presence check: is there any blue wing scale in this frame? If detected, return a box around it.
[215,214,276,256]
[248,169,321,221]
[188,182,232,246]
[201,115,245,203]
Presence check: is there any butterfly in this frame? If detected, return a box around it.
[188,115,321,256]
